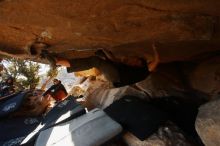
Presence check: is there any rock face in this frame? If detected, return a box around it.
[0,0,220,64]
[196,99,220,146]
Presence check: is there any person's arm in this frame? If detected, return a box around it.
[42,85,55,96]
[148,43,160,72]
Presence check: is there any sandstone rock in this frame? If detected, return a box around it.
[196,99,220,146]
[189,57,220,99]
[0,0,220,64]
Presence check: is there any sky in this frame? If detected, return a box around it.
[38,63,50,75]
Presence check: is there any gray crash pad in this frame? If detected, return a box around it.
[36,108,122,146]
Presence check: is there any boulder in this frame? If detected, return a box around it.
[136,62,189,98]
[189,57,220,99]
[196,98,220,146]
[123,122,193,146]
[83,85,146,110]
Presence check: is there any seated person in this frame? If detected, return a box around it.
[0,76,15,97]
[43,79,68,101]
[12,90,52,117]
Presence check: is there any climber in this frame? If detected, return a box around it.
[41,44,159,88]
